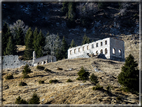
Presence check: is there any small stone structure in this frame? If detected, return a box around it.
[32,51,56,66]
[1,52,57,69]
[2,55,27,69]
[68,37,125,61]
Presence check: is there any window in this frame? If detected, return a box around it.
[96,43,98,47]
[83,47,84,51]
[74,49,76,53]
[87,46,89,50]
[92,44,94,48]
[96,51,98,55]
[105,48,107,54]
[78,48,80,52]
[101,42,103,46]
[112,48,115,54]
[105,40,107,45]
[118,49,122,56]
[70,50,72,55]
[100,49,103,54]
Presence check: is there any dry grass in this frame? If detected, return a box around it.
[16,45,26,52]
[2,57,139,104]
[2,35,140,105]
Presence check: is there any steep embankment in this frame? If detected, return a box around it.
[3,57,139,104]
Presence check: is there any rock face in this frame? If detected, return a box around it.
[68,37,125,61]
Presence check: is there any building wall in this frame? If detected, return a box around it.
[2,55,27,69]
[68,37,124,61]
[110,38,125,61]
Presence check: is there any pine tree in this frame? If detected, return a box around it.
[25,32,33,49]
[90,73,98,85]
[82,34,90,45]
[61,36,68,58]
[118,54,139,92]
[61,2,69,15]
[25,27,33,47]
[24,49,33,60]
[5,36,16,55]
[2,22,13,55]
[34,30,45,57]
[28,92,40,104]
[33,27,39,50]
[70,39,76,48]
[15,28,25,45]
[37,30,45,47]
[36,46,43,58]
[66,2,76,28]
[24,28,33,60]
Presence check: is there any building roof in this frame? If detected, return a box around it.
[34,55,55,63]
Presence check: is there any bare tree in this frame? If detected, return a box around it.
[9,19,29,39]
[76,3,98,17]
[44,34,62,56]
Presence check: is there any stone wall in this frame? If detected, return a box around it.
[2,55,27,69]
[68,37,125,61]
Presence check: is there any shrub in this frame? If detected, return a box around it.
[28,92,40,104]
[92,84,103,90]
[44,68,52,72]
[15,96,28,104]
[19,81,27,86]
[90,73,98,85]
[38,80,44,84]
[37,66,45,70]
[77,67,89,80]
[22,64,31,74]
[57,67,63,70]
[118,54,139,92]
[67,79,73,82]
[116,96,122,101]
[5,74,13,80]
[49,79,59,83]
[22,73,30,78]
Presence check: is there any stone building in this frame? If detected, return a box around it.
[1,51,57,69]
[32,51,56,66]
[68,37,125,61]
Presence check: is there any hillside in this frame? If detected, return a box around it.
[3,56,139,104]
[2,2,139,45]
[2,1,141,105]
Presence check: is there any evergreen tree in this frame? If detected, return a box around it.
[70,39,76,48]
[25,27,33,46]
[15,27,25,45]
[82,34,90,45]
[15,96,28,104]
[33,27,39,50]
[2,22,13,55]
[25,32,33,49]
[77,67,90,80]
[66,2,76,28]
[28,93,40,104]
[90,73,99,85]
[24,28,33,60]
[5,36,16,55]
[61,36,68,58]
[37,30,45,47]
[34,30,45,57]
[61,2,69,15]
[36,46,43,58]
[24,49,33,60]
[118,54,139,92]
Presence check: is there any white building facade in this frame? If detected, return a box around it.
[68,37,125,61]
